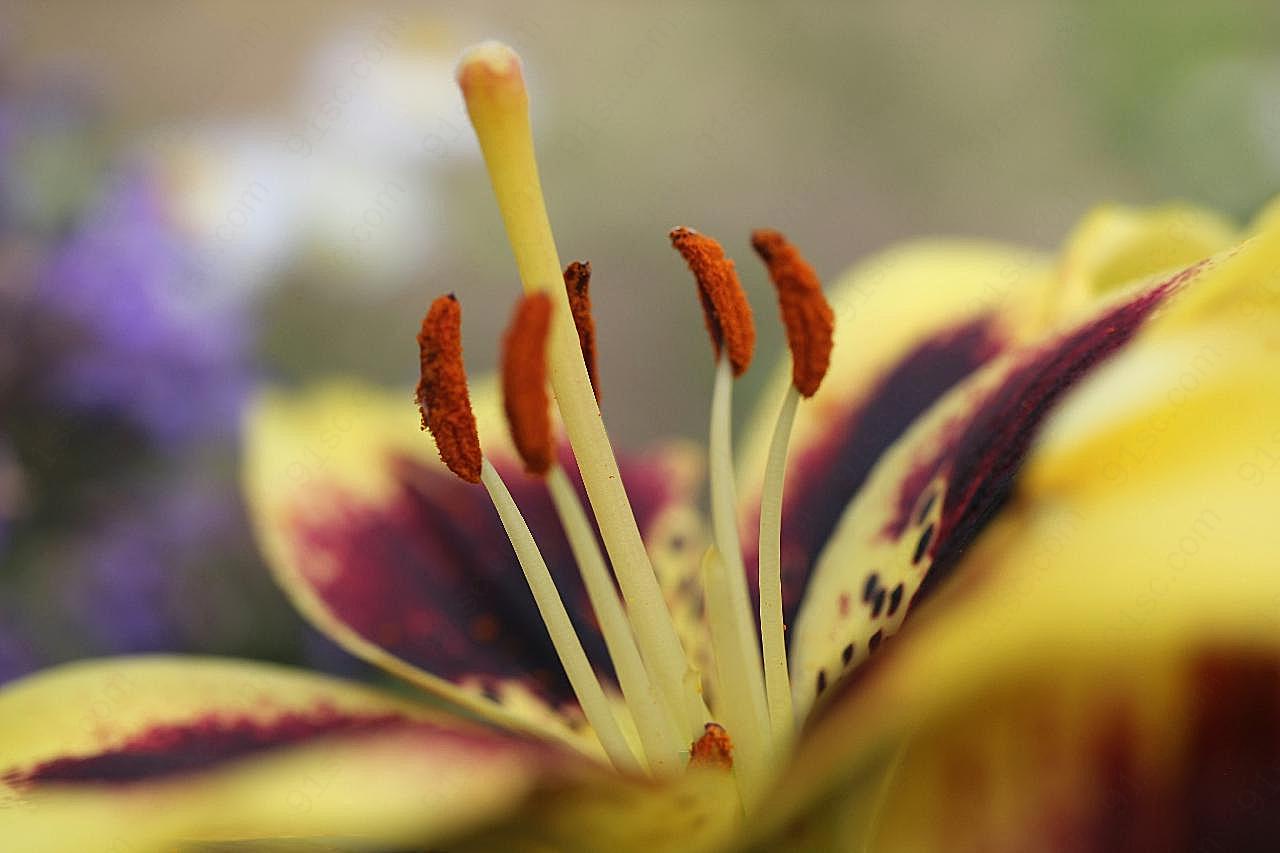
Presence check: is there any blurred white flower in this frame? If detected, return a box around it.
[151,12,474,296]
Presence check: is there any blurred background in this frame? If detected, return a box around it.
[1,0,1278,683]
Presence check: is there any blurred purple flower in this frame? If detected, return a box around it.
[0,102,13,222]
[0,81,363,682]
[38,170,253,444]
[0,620,35,685]
[66,474,241,653]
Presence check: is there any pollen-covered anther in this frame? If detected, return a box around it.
[564,261,601,401]
[751,228,835,397]
[670,226,756,376]
[416,295,482,484]
[501,292,555,476]
[688,722,734,771]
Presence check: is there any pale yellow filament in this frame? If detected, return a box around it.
[480,459,640,773]
[708,356,771,749]
[758,384,800,743]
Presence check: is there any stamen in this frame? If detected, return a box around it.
[751,230,835,744]
[416,295,481,484]
[564,261,601,401]
[481,459,641,774]
[701,546,767,805]
[689,722,734,771]
[546,465,685,774]
[750,229,834,398]
[670,225,771,773]
[459,41,701,741]
[501,293,555,476]
[669,226,756,376]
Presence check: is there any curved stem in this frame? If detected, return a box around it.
[708,356,771,750]
[758,384,800,743]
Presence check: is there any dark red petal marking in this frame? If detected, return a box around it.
[289,444,685,707]
[812,648,1280,852]
[3,705,407,788]
[1024,649,1280,852]
[897,266,1200,614]
[1180,651,1280,851]
[744,316,1007,627]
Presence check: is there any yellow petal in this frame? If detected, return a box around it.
[1250,192,1280,233]
[1053,202,1237,312]
[787,245,1220,721]
[750,276,1280,850]
[1142,204,1280,331]
[0,656,555,851]
[450,767,741,853]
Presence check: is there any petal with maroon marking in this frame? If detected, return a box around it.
[738,240,1054,629]
[0,656,564,850]
[743,227,1280,850]
[739,203,1243,634]
[1,658,741,852]
[788,253,1221,719]
[788,215,1280,718]
[757,646,1280,853]
[244,380,704,751]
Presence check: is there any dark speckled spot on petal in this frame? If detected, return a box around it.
[790,261,1209,715]
[744,317,1006,629]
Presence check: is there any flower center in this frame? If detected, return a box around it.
[414,41,834,809]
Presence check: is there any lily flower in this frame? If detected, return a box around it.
[4,42,1280,852]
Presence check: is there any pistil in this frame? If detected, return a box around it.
[455,42,840,801]
[459,42,701,740]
